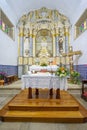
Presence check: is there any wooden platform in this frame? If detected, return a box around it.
[0,89,87,123]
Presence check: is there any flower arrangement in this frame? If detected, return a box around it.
[70,70,80,84]
[0,72,6,80]
[55,67,69,77]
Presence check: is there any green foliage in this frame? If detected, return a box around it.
[0,75,3,80]
[0,72,6,80]
[40,63,47,66]
[70,70,80,84]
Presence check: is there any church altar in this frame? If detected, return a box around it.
[18,7,81,80]
[21,73,68,98]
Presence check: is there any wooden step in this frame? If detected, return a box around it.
[8,100,79,111]
[1,90,87,123]
[8,90,79,111]
[3,110,84,123]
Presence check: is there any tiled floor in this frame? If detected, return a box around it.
[0,120,87,130]
[0,81,87,130]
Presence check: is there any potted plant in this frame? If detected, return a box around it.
[0,72,6,80]
[70,70,80,84]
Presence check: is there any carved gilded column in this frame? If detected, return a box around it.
[64,27,69,53]
[64,27,70,66]
[29,30,33,57]
[27,29,30,56]
[28,29,33,65]
[18,26,25,78]
[19,27,24,56]
[53,31,56,57]
[55,32,59,56]
[33,34,35,57]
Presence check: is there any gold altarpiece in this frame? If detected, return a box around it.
[17,7,81,78]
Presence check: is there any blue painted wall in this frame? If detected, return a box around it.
[0,65,18,76]
[0,64,87,80]
[74,64,87,79]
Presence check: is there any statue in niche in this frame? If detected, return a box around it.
[59,37,63,53]
[36,37,50,65]
[35,29,53,57]
[38,37,50,57]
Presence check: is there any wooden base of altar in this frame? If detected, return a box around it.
[28,88,60,99]
[0,89,87,123]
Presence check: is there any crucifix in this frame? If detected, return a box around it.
[62,47,82,71]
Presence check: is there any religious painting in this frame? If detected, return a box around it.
[24,38,29,57]
[59,37,63,53]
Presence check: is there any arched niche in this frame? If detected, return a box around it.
[35,29,53,57]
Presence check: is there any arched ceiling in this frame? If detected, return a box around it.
[6,0,83,23]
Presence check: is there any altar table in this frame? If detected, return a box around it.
[21,74,67,99]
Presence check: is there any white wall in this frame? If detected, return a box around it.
[0,0,18,65]
[71,1,87,65]
[0,30,18,65]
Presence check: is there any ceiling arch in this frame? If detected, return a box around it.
[5,0,82,23]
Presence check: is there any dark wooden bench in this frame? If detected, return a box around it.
[81,79,87,101]
[6,75,17,84]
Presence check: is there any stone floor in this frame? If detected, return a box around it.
[0,80,87,130]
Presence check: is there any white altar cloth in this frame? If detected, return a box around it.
[21,74,68,90]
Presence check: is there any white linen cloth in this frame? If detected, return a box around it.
[29,65,58,72]
[21,74,68,90]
